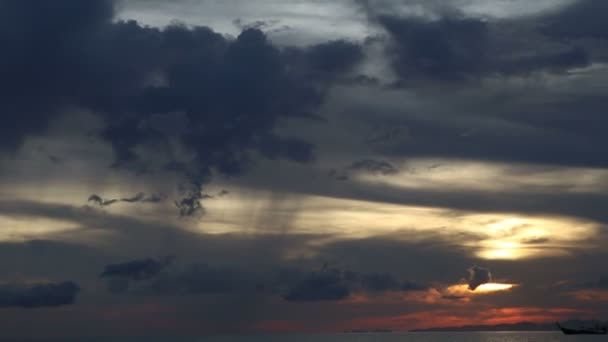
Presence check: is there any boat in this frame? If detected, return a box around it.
[556,322,607,335]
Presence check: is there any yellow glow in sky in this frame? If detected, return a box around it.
[0,215,82,242]
[2,157,602,262]
[446,283,516,296]
[475,283,515,292]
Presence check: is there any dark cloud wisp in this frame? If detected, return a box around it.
[0,281,80,308]
[88,192,165,207]
[100,256,174,280]
[349,159,399,175]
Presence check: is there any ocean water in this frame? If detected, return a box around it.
[7,332,607,342]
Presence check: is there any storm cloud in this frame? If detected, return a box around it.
[0,0,363,215]
[365,6,590,83]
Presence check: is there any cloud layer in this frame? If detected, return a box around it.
[2,0,608,337]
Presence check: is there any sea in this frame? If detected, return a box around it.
[4,332,607,342]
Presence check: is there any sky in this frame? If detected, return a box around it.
[1,0,608,338]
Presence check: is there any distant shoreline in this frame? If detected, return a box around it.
[409,330,558,332]
[410,322,560,332]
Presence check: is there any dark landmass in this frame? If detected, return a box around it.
[410,322,559,332]
[348,329,393,333]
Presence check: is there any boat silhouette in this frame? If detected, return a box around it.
[556,322,607,335]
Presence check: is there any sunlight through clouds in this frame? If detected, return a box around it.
[0,216,81,242]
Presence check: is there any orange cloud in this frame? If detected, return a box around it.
[334,307,589,332]
[570,289,608,302]
[338,282,517,308]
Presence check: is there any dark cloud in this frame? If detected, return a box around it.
[148,263,256,295]
[327,159,398,182]
[494,46,589,76]
[282,267,428,302]
[308,22,599,185]
[173,188,228,216]
[360,272,400,292]
[401,280,430,291]
[364,122,411,151]
[100,256,173,280]
[328,169,349,181]
[348,91,608,169]
[468,265,491,291]
[0,0,362,215]
[541,0,608,40]
[88,192,165,207]
[304,40,365,77]
[379,15,488,81]
[349,159,398,175]
[359,272,428,293]
[0,0,115,150]
[120,192,145,203]
[233,18,280,31]
[100,259,426,300]
[365,5,590,83]
[142,194,165,203]
[283,269,350,302]
[48,155,62,164]
[87,194,119,207]
[174,182,206,217]
[100,256,174,293]
[0,281,80,308]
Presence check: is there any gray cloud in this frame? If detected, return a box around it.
[379,15,489,81]
[541,0,608,40]
[99,260,429,301]
[100,256,173,293]
[148,263,258,295]
[468,265,492,291]
[327,159,398,181]
[349,159,399,175]
[0,281,80,308]
[100,256,174,280]
[283,269,350,302]
[282,266,429,302]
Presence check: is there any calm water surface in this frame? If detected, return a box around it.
[9,332,608,342]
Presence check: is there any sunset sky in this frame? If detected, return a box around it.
[2,0,608,338]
